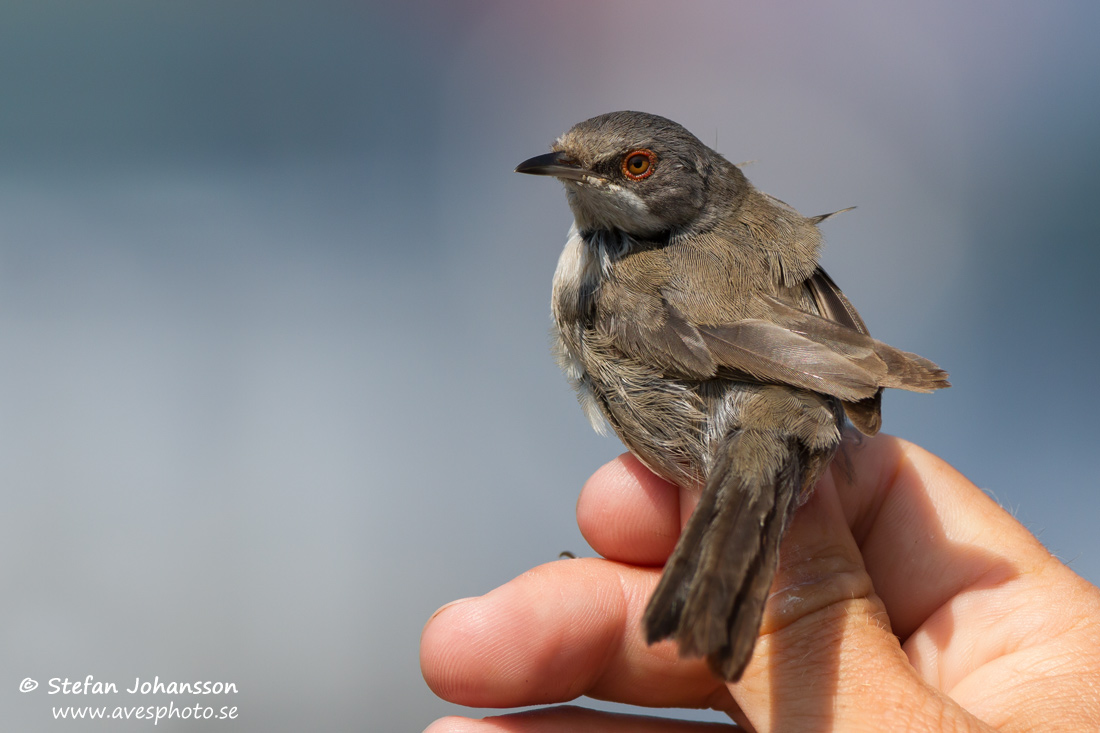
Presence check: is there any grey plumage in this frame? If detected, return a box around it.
[517,111,948,681]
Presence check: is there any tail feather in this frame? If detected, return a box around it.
[643,432,803,681]
[874,344,951,392]
[643,463,725,642]
[841,390,883,436]
[711,454,800,679]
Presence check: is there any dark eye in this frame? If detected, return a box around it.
[622,150,655,180]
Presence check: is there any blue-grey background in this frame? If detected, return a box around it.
[2,2,1097,730]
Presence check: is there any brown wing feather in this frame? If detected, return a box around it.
[805,268,882,433]
[695,319,883,401]
[763,295,949,393]
[805,267,951,434]
[597,267,948,414]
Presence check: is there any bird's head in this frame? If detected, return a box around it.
[516,111,741,238]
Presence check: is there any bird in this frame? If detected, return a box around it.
[515,111,949,682]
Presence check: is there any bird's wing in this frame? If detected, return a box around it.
[605,299,882,401]
[764,277,948,393]
[600,269,948,404]
[690,316,888,401]
[804,266,869,334]
[803,267,884,434]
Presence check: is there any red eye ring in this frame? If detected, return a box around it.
[621,149,656,180]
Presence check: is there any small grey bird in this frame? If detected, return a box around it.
[516,111,949,682]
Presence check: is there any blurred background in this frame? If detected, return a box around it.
[1,1,1098,730]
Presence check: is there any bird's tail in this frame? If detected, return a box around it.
[643,430,805,681]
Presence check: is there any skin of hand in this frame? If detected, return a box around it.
[419,434,1100,732]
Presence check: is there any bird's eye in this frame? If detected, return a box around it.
[622,150,655,180]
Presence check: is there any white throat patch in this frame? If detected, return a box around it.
[564,180,666,237]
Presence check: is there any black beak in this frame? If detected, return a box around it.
[514,152,593,182]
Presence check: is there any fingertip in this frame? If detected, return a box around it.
[423,716,475,733]
[420,598,482,702]
[420,560,629,708]
[577,454,681,565]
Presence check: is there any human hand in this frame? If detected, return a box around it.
[420,435,1100,731]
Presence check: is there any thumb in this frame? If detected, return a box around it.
[730,467,989,732]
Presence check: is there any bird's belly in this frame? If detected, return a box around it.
[554,322,844,489]
[554,323,716,486]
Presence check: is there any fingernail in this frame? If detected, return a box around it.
[426,596,476,625]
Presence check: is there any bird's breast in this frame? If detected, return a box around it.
[550,228,710,485]
[550,225,601,323]
[550,225,608,435]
